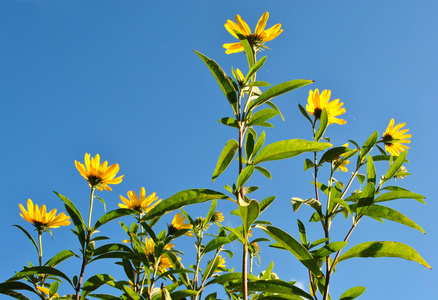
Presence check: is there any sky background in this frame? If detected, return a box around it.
[1,0,437,299]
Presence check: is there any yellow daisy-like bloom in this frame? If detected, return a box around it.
[75,153,124,191]
[37,286,59,299]
[337,160,350,172]
[119,187,161,215]
[223,12,283,54]
[216,255,226,273]
[211,211,224,223]
[19,199,71,231]
[143,237,175,273]
[382,119,411,156]
[168,212,194,237]
[306,89,346,125]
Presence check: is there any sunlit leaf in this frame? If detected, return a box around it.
[256,225,324,277]
[383,150,407,181]
[315,108,328,142]
[232,280,313,300]
[375,190,425,204]
[194,50,238,114]
[358,131,378,164]
[237,165,255,189]
[218,117,239,128]
[93,209,133,231]
[253,140,332,165]
[339,286,366,300]
[145,189,232,220]
[336,241,431,269]
[212,139,239,182]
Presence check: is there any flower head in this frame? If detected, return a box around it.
[37,286,59,299]
[211,211,224,223]
[75,153,123,191]
[306,89,346,125]
[19,199,70,231]
[334,143,350,172]
[223,12,283,54]
[215,255,226,273]
[382,119,411,156]
[119,187,161,216]
[168,212,193,237]
[143,237,175,273]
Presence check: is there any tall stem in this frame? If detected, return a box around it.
[38,230,43,266]
[76,187,95,300]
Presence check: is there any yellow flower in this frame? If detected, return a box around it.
[37,286,59,299]
[75,153,123,191]
[211,211,224,223]
[168,212,193,237]
[223,12,283,54]
[19,199,70,231]
[306,89,346,125]
[119,187,161,215]
[216,255,226,273]
[337,160,350,172]
[382,119,411,156]
[143,237,175,273]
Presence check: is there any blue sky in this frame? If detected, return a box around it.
[1,1,437,299]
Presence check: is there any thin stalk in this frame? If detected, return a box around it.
[38,230,43,266]
[76,187,95,300]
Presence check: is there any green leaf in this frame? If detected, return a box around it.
[366,154,376,186]
[356,174,366,185]
[160,285,172,300]
[246,81,271,87]
[304,159,314,171]
[255,166,271,179]
[204,199,217,228]
[339,286,366,300]
[212,139,239,182]
[232,280,313,300]
[358,131,378,164]
[237,165,255,189]
[54,191,86,246]
[266,101,285,121]
[383,150,407,181]
[145,189,232,220]
[81,274,115,298]
[298,103,313,124]
[245,56,267,84]
[245,130,256,161]
[319,146,348,165]
[9,266,73,287]
[93,209,133,231]
[13,225,38,256]
[336,241,431,269]
[95,196,106,212]
[236,32,254,68]
[248,79,314,112]
[0,281,36,294]
[256,225,324,277]
[356,183,375,217]
[332,198,353,218]
[297,219,307,246]
[253,139,332,165]
[362,205,425,233]
[205,272,258,286]
[247,109,278,126]
[45,250,76,267]
[202,237,231,255]
[169,290,198,300]
[313,241,348,259]
[260,196,276,213]
[375,190,426,204]
[315,108,328,141]
[308,238,331,250]
[240,200,260,234]
[218,117,239,128]
[291,198,322,218]
[194,50,238,114]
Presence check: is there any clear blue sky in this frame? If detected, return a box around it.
[1,1,437,299]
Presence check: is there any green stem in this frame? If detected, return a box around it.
[87,187,95,230]
[38,230,43,267]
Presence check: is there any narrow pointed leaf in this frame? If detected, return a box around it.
[45,250,76,267]
[362,205,425,233]
[194,50,238,114]
[54,191,86,246]
[358,131,378,164]
[356,183,375,217]
[237,165,255,189]
[253,139,332,164]
[9,266,73,287]
[212,139,238,182]
[13,225,38,256]
[260,196,276,213]
[246,81,271,87]
[93,208,133,231]
[255,166,271,179]
[245,56,267,84]
[205,272,258,286]
[375,190,425,204]
[383,150,407,181]
[367,154,376,185]
[248,79,314,112]
[145,189,232,220]
[218,117,239,128]
[202,237,231,255]
[315,108,328,141]
[339,286,366,300]
[247,109,278,126]
[232,280,313,300]
[257,225,324,277]
[336,241,431,269]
